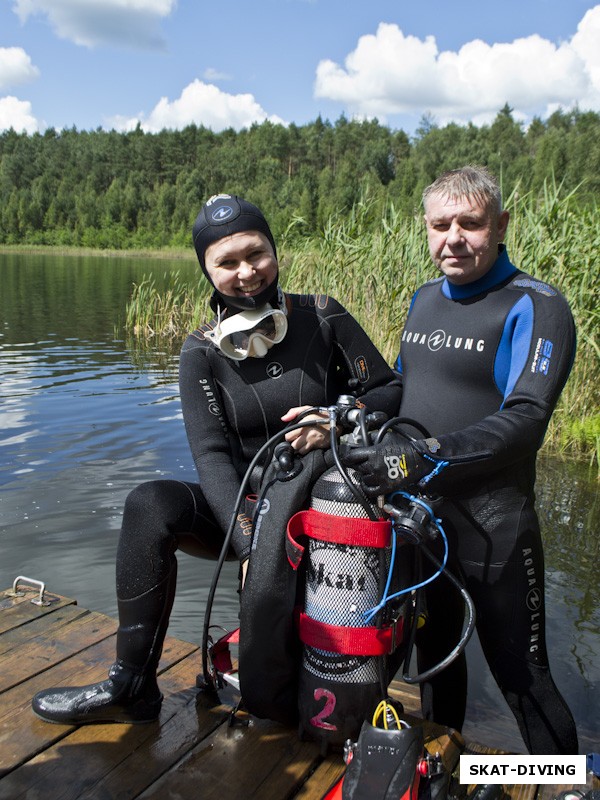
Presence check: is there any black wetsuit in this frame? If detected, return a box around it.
[394,246,578,754]
[116,293,401,598]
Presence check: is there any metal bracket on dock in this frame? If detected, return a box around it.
[5,576,53,606]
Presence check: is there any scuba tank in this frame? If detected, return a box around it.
[289,462,412,747]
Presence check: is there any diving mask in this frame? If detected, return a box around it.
[205,305,288,360]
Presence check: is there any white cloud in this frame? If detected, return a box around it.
[109,79,287,133]
[570,5,600,106]
[0,47,40,90]
[314,8,600,126]
[0,96,41,133]
[12,0,176,49]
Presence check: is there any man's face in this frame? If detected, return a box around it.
[424,193,509,285]
[204,230,278,299]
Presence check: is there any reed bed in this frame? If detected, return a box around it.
[125,272,208,338]
[126,183,599,469]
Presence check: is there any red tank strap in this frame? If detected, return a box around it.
[286,508,391,569]
[297,611,403,656]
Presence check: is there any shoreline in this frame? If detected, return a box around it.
[0,244,195,261]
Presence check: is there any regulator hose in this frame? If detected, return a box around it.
[401,543,476,684]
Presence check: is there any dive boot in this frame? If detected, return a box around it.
[31,660,162,724]
[32,566,177,725]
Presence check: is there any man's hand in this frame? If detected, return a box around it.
[343,440,431,497]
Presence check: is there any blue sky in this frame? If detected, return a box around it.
[1,0,600,136]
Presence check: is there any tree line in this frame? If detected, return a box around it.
[1,104,599,250]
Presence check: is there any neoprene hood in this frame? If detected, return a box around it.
[192,194,279,312]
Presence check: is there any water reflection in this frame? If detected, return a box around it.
[0,252,597,753]
[0,252,238,632]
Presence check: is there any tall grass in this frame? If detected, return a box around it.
[280,199,432,363]
[126,182,599,469]
[502,181,599,466]
[125,271,209,339]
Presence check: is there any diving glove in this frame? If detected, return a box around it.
[343,438,437,497]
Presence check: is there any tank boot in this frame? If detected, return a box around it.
[32,565,177,725]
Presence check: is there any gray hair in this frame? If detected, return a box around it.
[423,166,503,216]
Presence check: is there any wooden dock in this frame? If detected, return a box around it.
[1,583,597,800]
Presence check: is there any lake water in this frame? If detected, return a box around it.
[1,252,598,754]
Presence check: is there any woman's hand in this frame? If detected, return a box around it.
[281,405,334,454]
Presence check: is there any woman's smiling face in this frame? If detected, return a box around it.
[204,230,278,300]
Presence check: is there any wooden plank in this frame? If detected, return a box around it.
[389,679,528,757]
[0,633,198,776]
[293,754,345,800]
[0,591,42,616]
[421,721,464,773]
[0,629,118,716]
[461,700,527,755]
[135,713,322,800]
[74,671,237,799]
[0,590,74,635]
[0,605,93,657]
[387,678,422,717]
[0,636,119,776]
[0,610,117,692]
[0,655,231,800]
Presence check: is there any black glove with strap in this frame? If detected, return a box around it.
[343,438,439,498]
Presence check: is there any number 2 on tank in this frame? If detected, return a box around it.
[310,687,337,730]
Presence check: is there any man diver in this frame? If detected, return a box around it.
[345,165,579,755]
